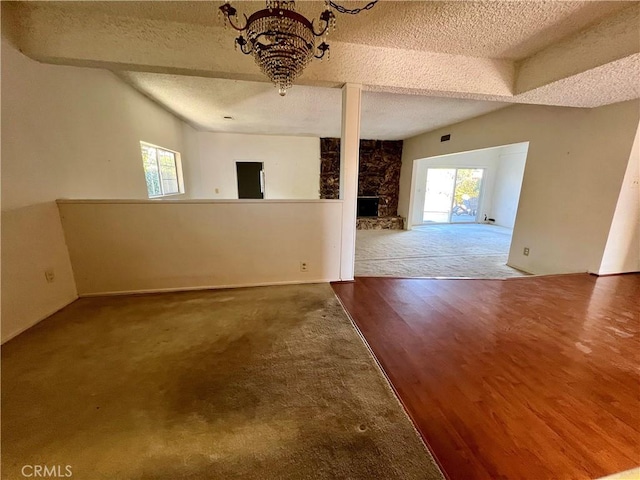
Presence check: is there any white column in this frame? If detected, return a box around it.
[339,83,362,281]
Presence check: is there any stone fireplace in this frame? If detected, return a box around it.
[320,138,404,229]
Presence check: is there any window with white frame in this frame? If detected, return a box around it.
[140,142,184,198]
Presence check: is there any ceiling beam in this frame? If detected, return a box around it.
[515,4,640,94]
[7,5,515,99]
[3,2,639,108]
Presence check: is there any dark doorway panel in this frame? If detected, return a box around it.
[236,162,264,199]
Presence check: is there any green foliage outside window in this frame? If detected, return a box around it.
[141,143,179,197]
[454,169,481,205]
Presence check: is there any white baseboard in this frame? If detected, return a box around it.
[506,262,534,275]
[78,278,336,298]
[1,295,79,344]
[590,269,640,276]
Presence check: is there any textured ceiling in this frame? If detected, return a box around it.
[119,73,343,137]
[3,0,639,135]
[324,1,631,60]
[360,90,510,139]
[19,1,629,60]
[119,72,509,139]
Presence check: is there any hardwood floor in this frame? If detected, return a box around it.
[332,274,640,480]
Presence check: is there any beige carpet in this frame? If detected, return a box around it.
[2,284,443,480]
[356,224,527,278]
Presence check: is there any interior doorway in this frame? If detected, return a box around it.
[423,168,484,223]
[354,142,530,279]
[236,162,264,199]
[409,143,529,231]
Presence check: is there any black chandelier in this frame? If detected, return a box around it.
[219,0,378,96]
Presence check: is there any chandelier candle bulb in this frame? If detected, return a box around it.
[219,0,378,95]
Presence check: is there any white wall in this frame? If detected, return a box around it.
[599,123,640,274]
[183,130,320,200]
[399,101,640,275]
[1,203,77,342]
[1,39,187,342]
[489,143,528,229]
[58,200,342,295]
[1,43,186,210]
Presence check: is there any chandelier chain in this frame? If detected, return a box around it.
[327,0,379,15]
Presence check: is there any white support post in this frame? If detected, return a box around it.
[339,83,362,281]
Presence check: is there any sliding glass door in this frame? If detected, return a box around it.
[423,168,484,223]
[423,169,456,223]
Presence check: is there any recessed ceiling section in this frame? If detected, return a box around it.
[119,73,343,137]
[360,93,509,140]
[119,73,509,140]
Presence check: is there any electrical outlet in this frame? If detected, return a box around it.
[300,262,309,272]
[44,269,55,283]
[523,247,530,256]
